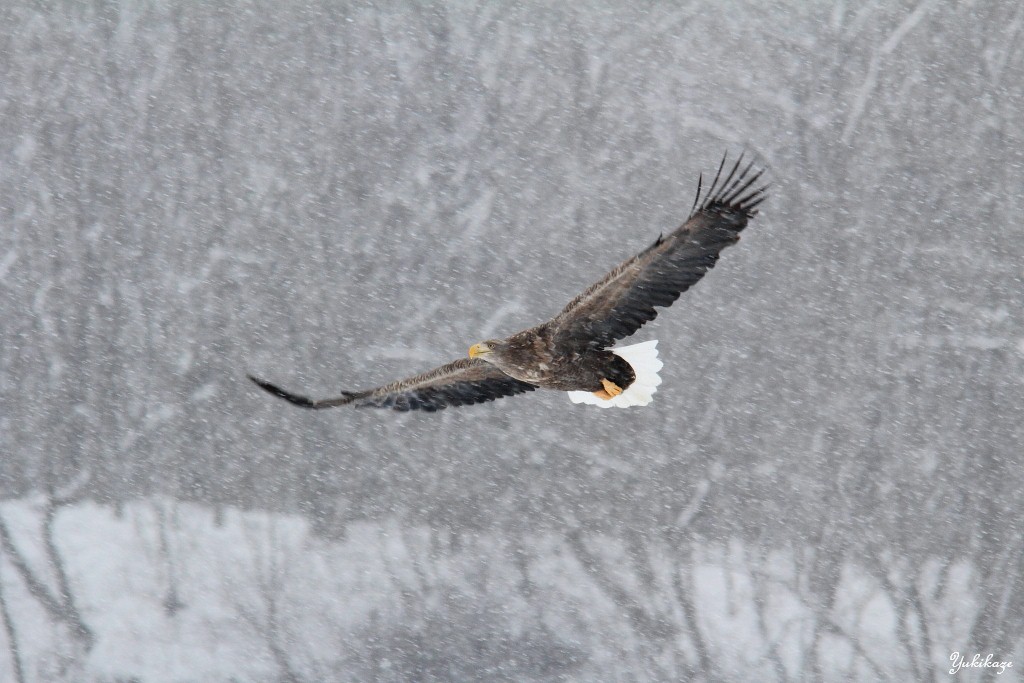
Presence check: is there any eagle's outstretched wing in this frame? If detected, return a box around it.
[545,154,767,350]
[248,357,536,412]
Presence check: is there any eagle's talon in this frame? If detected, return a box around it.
[595,378,623,400]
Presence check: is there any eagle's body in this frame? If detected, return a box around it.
[469,326,636,392]
[249,154,767,412]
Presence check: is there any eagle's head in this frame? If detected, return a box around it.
[468,340,505,363]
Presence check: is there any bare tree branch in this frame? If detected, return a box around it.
[745,545,788,683]
[156,501,185,616]
[564,529,675,642]
[820,617,895,683]
[0,503,93,650]
[841,0,937,143]
[671,551,713,679]
[0,559,26,683]
[39,498,92,648]
[233,519,303,683]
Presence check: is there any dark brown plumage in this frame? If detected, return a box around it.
[249,359,536,412]
[249,153,767,412]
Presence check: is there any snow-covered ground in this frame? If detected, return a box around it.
[0,497,1015,682]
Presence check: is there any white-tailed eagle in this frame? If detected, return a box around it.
[249,154,767,412]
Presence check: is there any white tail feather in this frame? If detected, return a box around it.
[567,340,663,409]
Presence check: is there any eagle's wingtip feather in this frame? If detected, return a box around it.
[248,374,327,409]
[695,151,769,218]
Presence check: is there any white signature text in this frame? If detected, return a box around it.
[950,652,1012,675]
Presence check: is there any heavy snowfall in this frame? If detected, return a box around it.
[0,2,1021,681]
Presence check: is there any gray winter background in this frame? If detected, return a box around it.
[1,1,1022,681]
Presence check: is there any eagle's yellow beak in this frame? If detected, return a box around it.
[469,343,491,358]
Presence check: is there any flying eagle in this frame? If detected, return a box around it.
[249,154,767,412]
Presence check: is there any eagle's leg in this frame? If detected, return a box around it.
[593,378,624,400]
